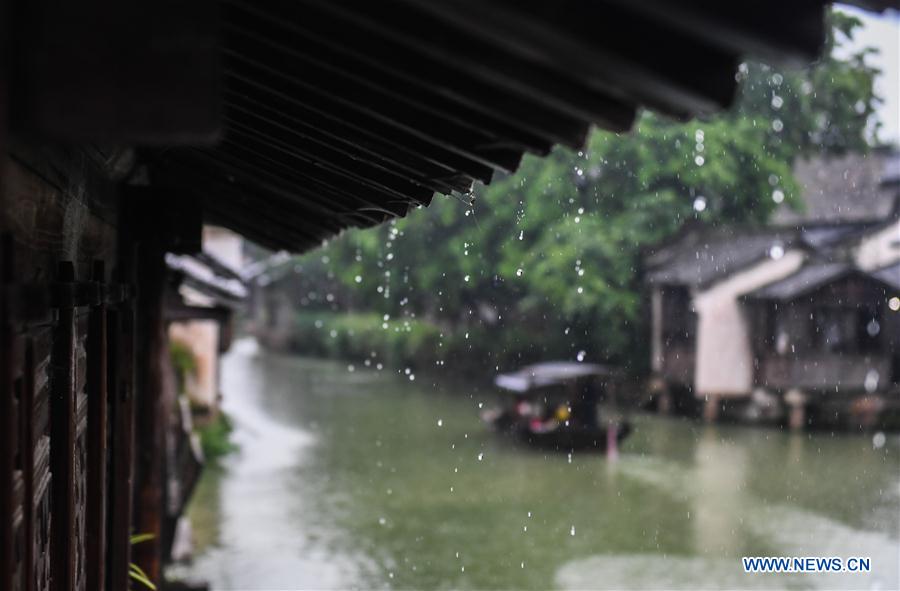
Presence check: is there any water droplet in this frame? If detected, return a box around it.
[867,319,880,337]
[888,297,900,312]
[437,419,443,427]
[693,196,707,212]
[873,432,886,449]
[772,189,784,204]
[576,350,586,362]
[354,275,362,283]
[694,155,705,166]
[378,517,387,526]
[864,369,879,393]
[464,275,470,282]
[516,268,524,277]
[769,244,785,260]
[477,452,484,461]
[570,526,576,536]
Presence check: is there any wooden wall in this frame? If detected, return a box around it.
[1,150,137,591]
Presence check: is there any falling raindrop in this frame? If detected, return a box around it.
[864,369,879,393]
[516,268,524,277]
[576,350,586,362]
[693,196,707,212]
[570,526,576,536]
[867,319,880,337]
[772,189,785,204]
[477,452,484,461]
[437,419,443,427]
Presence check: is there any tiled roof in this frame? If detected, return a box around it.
[772,150,900,225]
[645,226,798,287]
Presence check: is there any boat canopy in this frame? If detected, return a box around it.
[494,362,615,393]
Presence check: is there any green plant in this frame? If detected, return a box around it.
[197,412,238,462]
[129,533,157,590]
[169,341,197,395]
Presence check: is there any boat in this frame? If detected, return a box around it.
[482,361,632,452]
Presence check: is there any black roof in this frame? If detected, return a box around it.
[772,150,900,225]
[149,0,892,252]
[743,260,900,302]
[741,262,852,302]
[13,0,894,252]
[870,261,900,291]
[644,226,798,287]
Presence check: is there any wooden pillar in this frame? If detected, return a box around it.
[1,235,15,591]
[657,387,673,415]
[785,389,808,431]
[49,262,77,591]
[85,262,108,591]
[106,194,138,591]
[702,394,720,423]
[131,201,171,587]
[105,304,135,591]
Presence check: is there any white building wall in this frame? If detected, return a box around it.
[203,225,244,271]
[169,321,220,409]
[168,226,244,411]
[693,250,805,397]
[650,288,663,373]
[855,219,900,270]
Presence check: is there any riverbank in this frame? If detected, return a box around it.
[172,341,900,590]
[257,310,555,378]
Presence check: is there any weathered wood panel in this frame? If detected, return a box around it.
[29,328,53,591]
[760,354,892,392]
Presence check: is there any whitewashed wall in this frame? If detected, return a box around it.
[693,250,805,397]
[855,219,900,270]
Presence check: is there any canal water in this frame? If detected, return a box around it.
[173,340,900,590]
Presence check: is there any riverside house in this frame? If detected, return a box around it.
[645,150,900,429]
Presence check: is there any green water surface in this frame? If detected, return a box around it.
[174,341,900,590]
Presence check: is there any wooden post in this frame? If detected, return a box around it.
[1,235,15,591]
[85,261,108,591]
[703,394,720,423]
[49,262,77,591]
[105,304,135,591]
[131,205,170,587]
